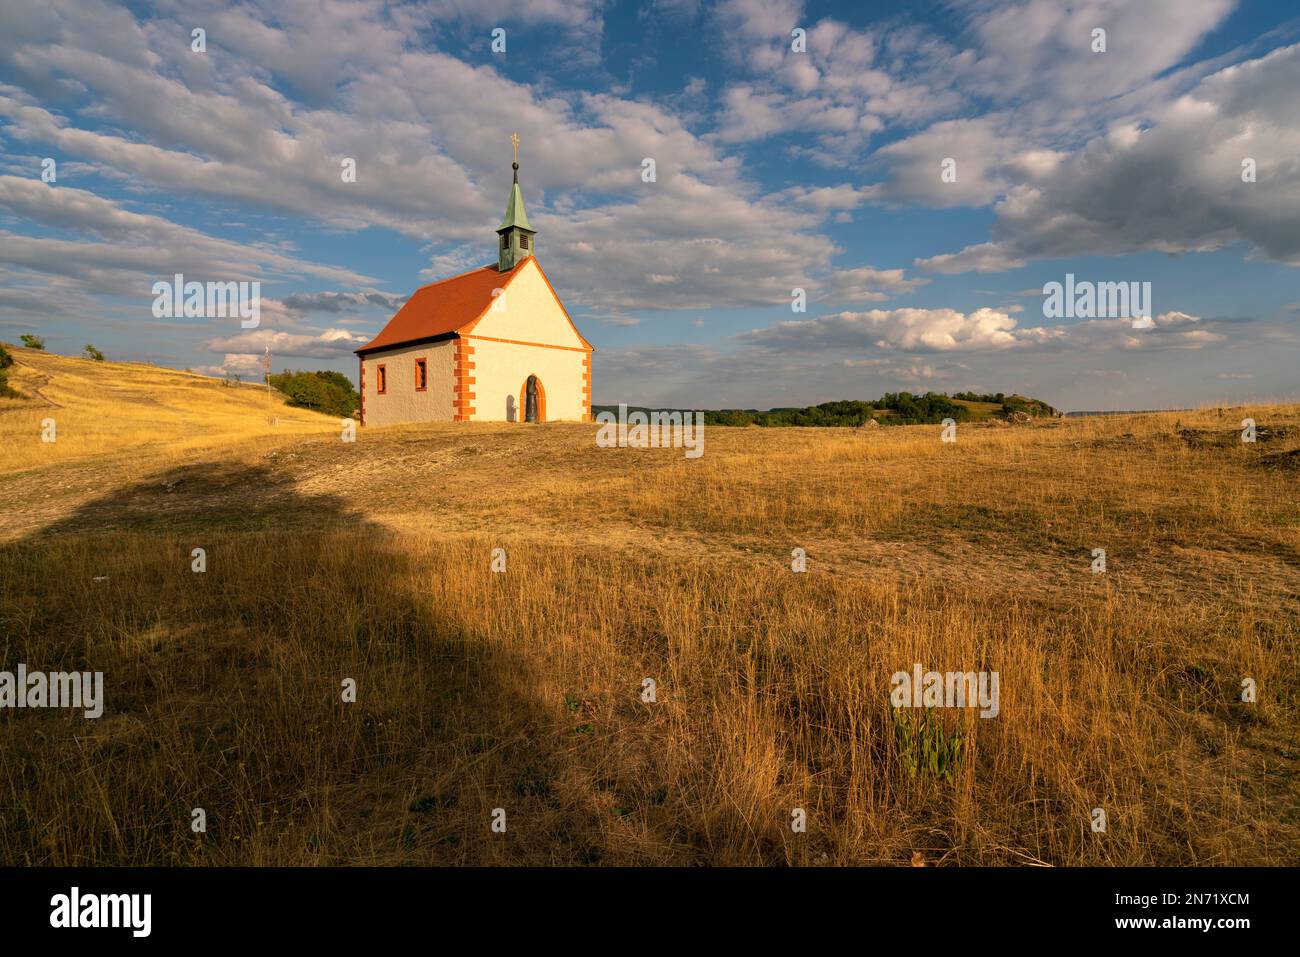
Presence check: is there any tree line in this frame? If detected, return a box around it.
[701,391,1056,427]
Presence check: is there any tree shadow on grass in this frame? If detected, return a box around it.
[0,459,600,866]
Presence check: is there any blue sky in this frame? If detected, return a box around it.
[1,0,1297,411]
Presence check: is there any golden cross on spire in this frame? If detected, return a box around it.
[511,132,519,165]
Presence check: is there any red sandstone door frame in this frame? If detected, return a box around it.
[519,375,546,423]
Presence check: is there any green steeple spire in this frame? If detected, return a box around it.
[497,132,536,271]
[498,171,533,232]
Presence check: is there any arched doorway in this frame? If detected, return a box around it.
[519,375,546,423]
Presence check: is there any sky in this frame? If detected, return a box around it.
[0,0,1297,413]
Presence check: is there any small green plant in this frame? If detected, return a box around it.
[893,708,965,783]
[19,334,44,350]
[83,343,104,361]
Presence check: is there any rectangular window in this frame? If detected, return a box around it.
[519,234,529,250]
[415,358,427,391]
[500,234,508,250]
[376,364,387,394]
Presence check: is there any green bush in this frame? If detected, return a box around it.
[0,343,16,398]
[19,334,44,350]
[268,369,359,418]
[84,343,105,361]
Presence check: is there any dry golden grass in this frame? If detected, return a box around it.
[0,346,339,473]
[1,352,1297,865]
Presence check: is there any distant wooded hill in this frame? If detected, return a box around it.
[594,392,1059,427]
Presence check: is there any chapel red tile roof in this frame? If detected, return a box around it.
[354,261,525,355]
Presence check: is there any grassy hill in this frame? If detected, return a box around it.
[0,345,341,473]
[1,354,1298,866]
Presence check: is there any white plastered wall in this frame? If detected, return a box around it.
[466,258,590,422]
[466,337,587,421]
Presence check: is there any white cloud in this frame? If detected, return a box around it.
[279,290,406,314]
[711,2,962,156]
[744,306,1042,352]
[0,177,373,286]
[741,307,1222,354]
[205,327,368,359]
[819,265,927,304]
[0,1,863,314]
[592,308,1266,412]
[889,38,1300,272]
[915,242,1028,275]
[1,0,1295,414]
[953,0,1236,112]
[194,354,265,378]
